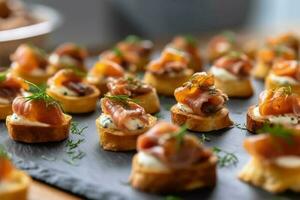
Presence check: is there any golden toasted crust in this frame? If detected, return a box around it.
[47,86,100,113]
[143,70,193,96]
[246,105,267,133]
[95,115,157,151]
[0,170,31,200]
[239,158,300,193]
[214,77,253,98]
[11,67,51,85]
[252,61,270,79]
[171,105,233,132]
[129,154,217,193]
[0,104,12,120]
[265,74,300,95]
[132,88,160,114]
[6,114,71,143]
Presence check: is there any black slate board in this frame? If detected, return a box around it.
[0,77,299,200]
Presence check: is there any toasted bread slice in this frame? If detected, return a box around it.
[96,115,157,151]
[144,70,193,96]
[6,114,71,143]
[0,104,12,120]
[252,61,270,79]
[171,105,233,132]
[47,86,100,113]
[214,77,253,98]
[129,154,217,193]
[265,74,300,95]
[239,158,300,193]
[246,105,267,133]
[0,170,31,200]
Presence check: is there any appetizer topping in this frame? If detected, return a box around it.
[147,47,190,76]
[271,60,300,82]
[258,87,300,116]
[174,72,228,116]
[88,59,124,84]
[12,82,64,126]
[107,76,152,97]
[100,48,124,67]
[0,72,27,104]
[257,45,296,65]
[212,51,252,78]
[10,44,48,74]
[49,43,88,72]
[117,35,153,58]
[49,69,94,97]
[137,122,212,169]
[0,146,13,181]
[244,124,300,167]
[267,33,299,53]
[101,95,149,131]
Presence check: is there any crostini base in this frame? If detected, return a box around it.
[214,77,253,98]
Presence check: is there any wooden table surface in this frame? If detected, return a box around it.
[29,180,82,200]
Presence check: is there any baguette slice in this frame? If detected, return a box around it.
[171,105,233,132]
[0,104,12,120]
[144,70,193,96]
[265,74,300,95]
[129,154,217,193]
[47,85,100,113]
[0,170,31,200]
[239,158,300,193]
[6,114,71,143]
[96,115,157,151]
[252,61,270,79]
[214,77,253,98]
[246,106,266,133]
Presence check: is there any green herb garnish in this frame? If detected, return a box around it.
[25,81,59,107]
[113,47,123,57]
[105,94,139,106]
[125,35,142,43]
[0,145,10,159]
[165,196,183,200]
[213,147,238,167]
[200,134,211,143]
[173,124,188,148]
[235,123,247,131]
[66,139,85,151]
[0,70,8,82]
[221,30,236,44]
[259,123,293,144]
[184,34,197,46]
[71,121,88,136]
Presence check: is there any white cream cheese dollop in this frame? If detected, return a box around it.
[210,66,238,81]
[269,73,298,85]
[49,85,78,97]
[11,113,49,127]
[99,114,146,131]
[275,156,300,168]
[137,152,167,170]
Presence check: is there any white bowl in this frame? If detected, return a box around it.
[0,4,62,65]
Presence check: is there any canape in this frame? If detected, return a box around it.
[144,47,193,96]
[169,35,203,72]
[210,51,254,98]
[10,44,51,84]
[129,121,217,193]
[116,35,153,72]
[87,59,125,94]
[6,84,72,143]
[265,60,300,94]
[48,43,88,75]
[239,126,300,193]
[267,32,299,54]
[0,147,31,200]
[246,87,300,133]
[106,76,160,114]
[96,95,156,151]
[252,45,296,79]
[0,72,28,120]
[207,31,238,62]
[47,69,100,113]
[171,72,233,132]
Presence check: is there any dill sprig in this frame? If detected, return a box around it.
[200,134,211,143]
[112,47,123,57]
[105,94,139,105]
[259,123,293,144]
[173,124,188,148]
[66,139,85,151]
[235,123,247,131]
[0,70,8,82]
[213,147,238,167]
[184,34,197,46]
[70,121,88,136]
[25,81,58,106]
[0,145,10,159]
[125,35,142,43]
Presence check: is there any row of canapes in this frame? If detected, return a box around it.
[0,33,300,197]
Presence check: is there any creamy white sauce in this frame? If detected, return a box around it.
[137,152,167,170]
[269,73,298,85]
[275,156,300,168]
[177,103,193,113]
[49,85,78,97]
[49,54,60,65]
[124,118,145,131]
[0,97,10,105]
[253,106,298,125]
[49,54,76,66]
[87,74,103,84]
[99,114,116,129]
[210,66,238,81]
[11,113,49,127]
